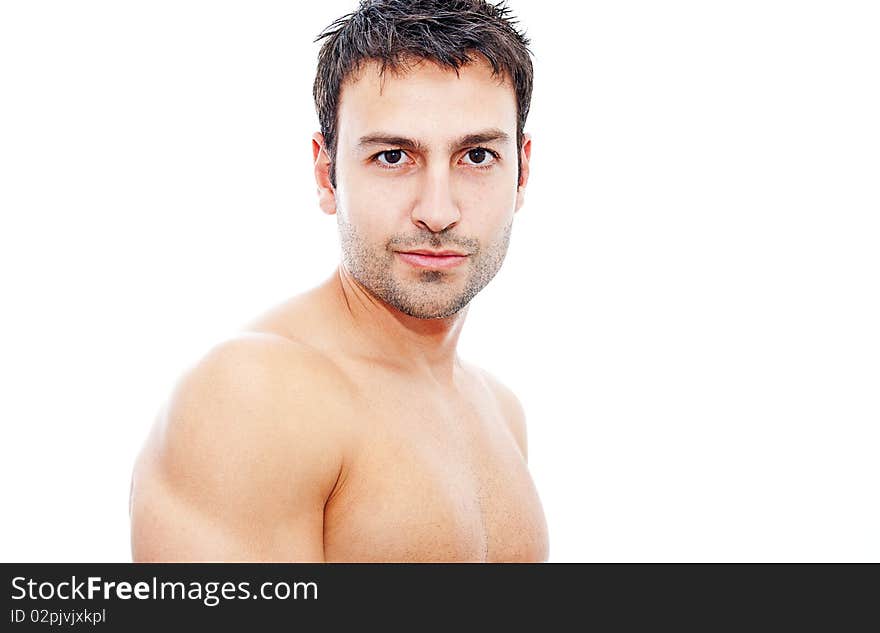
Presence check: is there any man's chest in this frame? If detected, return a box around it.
[320,381,548,562]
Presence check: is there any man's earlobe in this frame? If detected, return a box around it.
[312,132,337,216]
[515,133,532,212]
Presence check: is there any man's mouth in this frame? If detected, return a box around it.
[395,249,470,270]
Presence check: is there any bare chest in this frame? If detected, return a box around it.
[322,380,549,562]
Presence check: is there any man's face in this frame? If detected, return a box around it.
[315,56,530,319]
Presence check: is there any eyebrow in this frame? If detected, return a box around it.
[356,128,511,153]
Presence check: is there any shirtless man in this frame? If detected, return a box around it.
[130,0,548,562]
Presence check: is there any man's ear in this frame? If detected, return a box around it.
[515,132,532,213]
[312,132,337,215]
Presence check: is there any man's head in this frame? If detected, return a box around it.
[312,0,534,319]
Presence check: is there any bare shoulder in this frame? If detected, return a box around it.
[130,332,356,561]
[151,332,356,472]
[465,362,529,461]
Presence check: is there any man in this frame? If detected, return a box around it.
[130,0,548,562]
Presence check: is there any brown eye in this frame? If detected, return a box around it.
[380,150,402,164]
[461,147,497,167]
[375,149,412,168]
[468,148,487,164]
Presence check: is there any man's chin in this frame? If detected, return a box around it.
[381,284,470,319]
[401,305,467,320]
[345,264,474,319]
[385,295,469,320]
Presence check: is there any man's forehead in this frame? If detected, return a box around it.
[336,56,518,146]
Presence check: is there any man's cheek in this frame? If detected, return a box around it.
[356,212,392,239]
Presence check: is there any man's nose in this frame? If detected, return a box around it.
[410,165,461,233]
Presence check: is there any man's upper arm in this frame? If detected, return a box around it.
[130,333,348,561]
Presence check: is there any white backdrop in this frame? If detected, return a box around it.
[1,1,878,562]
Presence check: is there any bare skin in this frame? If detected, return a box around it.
[131,268,548,561]
[130,57,549,562]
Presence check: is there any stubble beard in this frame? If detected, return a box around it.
[337,217,512,319]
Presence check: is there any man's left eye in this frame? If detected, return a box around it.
[461,148,498,166]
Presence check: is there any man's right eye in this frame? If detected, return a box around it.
[375,150,411,167]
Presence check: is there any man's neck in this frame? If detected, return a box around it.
[328,265,467,386]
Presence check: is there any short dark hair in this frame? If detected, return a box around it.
[313,0,533,187]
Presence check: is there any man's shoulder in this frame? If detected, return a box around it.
[131,331,349,560]
[143,331,355,499]
[465,362,529,460]
[168,330,357,429]
[185,330,353,399]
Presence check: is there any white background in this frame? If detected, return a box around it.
[1,1,878,562]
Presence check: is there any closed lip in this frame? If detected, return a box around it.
[398,249,468,257]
